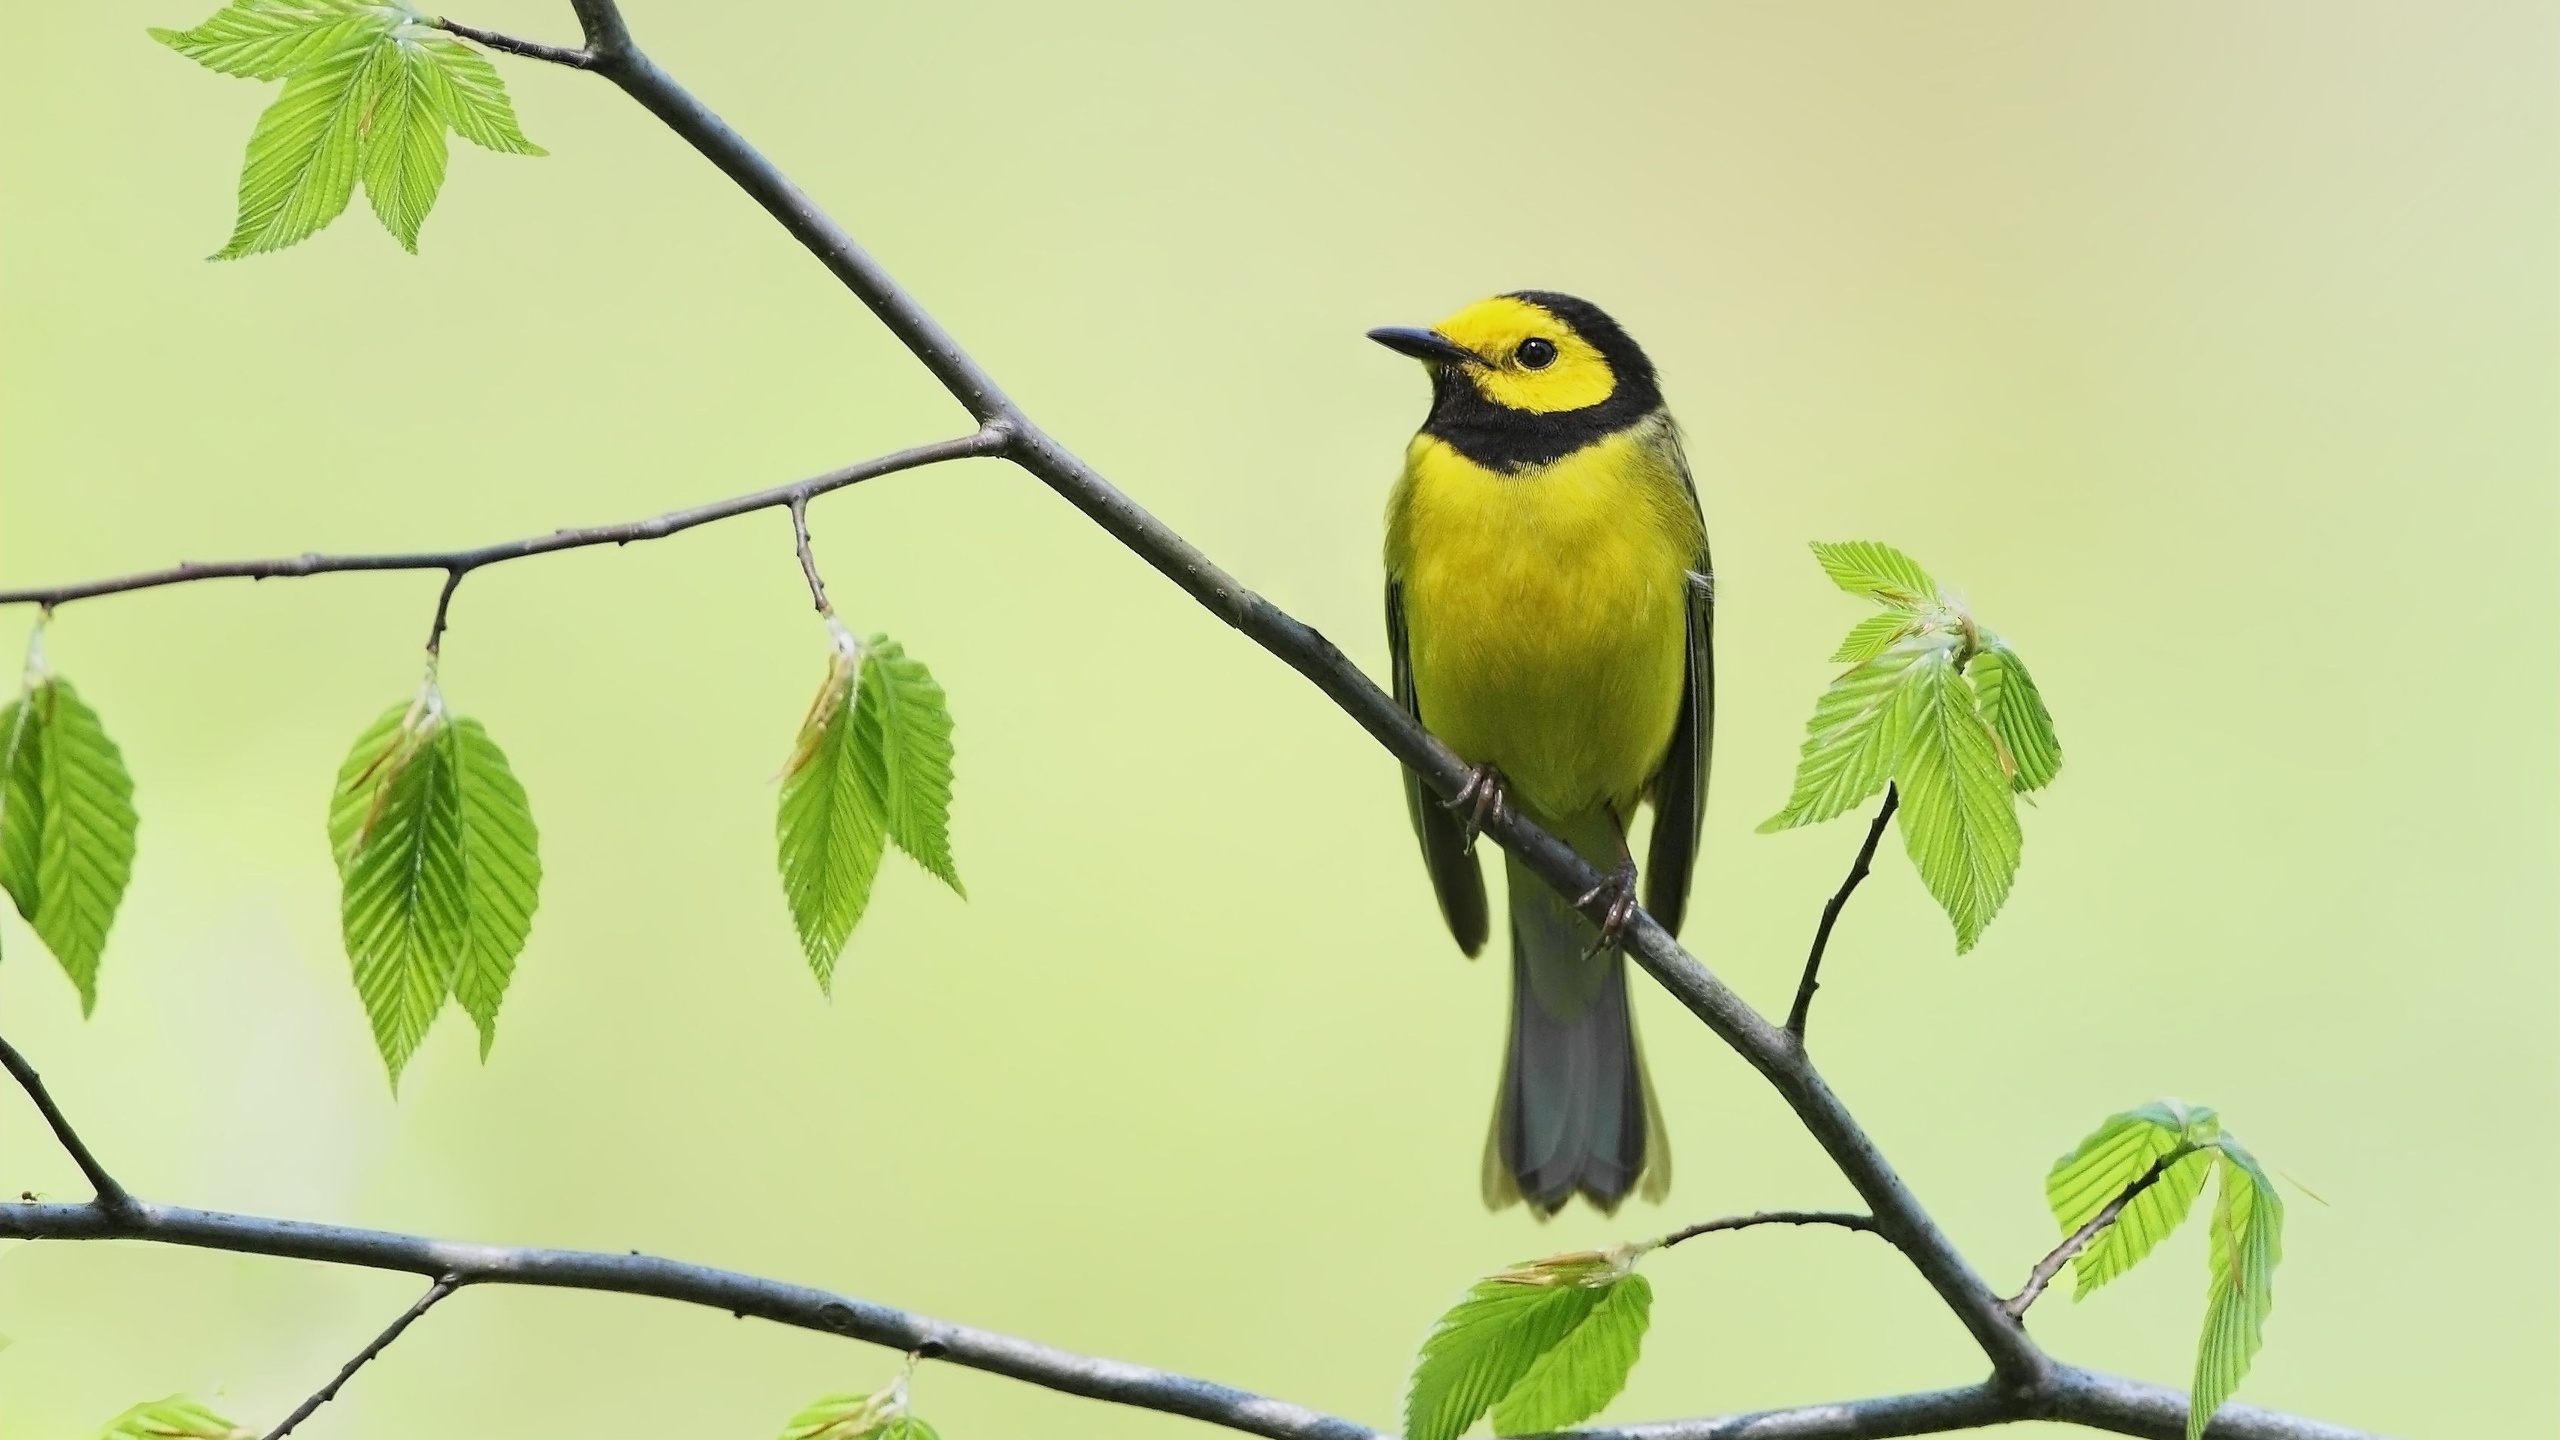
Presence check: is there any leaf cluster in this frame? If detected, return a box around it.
[776,1380,941,1440]
[1760,541,2062,950]
[327,684,540,1084]
[153,0,543,257]
[2047,1102,2287,1439]
[1403,1248,1655,1440]
[0,674,139,1013]
[778,633,963,994]
[94,1397,250,1440]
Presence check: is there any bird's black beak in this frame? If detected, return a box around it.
[1367,326,1482,367]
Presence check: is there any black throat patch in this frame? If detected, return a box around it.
[1417,290,1667,473]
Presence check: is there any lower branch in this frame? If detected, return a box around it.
[265,1276,460,1440]
[0,1199,2384,1440]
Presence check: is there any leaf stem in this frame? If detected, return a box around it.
[1654,1209,1880,1251]
[433,18,596,70]
[262,1276,463,1440]
[790,496,835,617]
[1786,785,1900,1041]
[2004,1151,2181,1319]
[423,566,467,656]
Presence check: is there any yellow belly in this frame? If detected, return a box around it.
[1386,425,1702,824]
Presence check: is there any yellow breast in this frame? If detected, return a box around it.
[1386,422,1703,824]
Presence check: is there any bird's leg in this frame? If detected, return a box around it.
[1576,806,1641,957]
[1445,762,1509,855]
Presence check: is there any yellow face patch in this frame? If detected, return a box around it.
[1429,295,1616,414]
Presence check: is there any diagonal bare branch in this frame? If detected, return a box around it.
[2006,1153,2180,1320]
[1787,785,1900,1040]
[264,1276,463,1440]
[0,1032,133,1215]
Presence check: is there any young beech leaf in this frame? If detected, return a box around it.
[96,1395,252,1440]
[1810,540,1939,608]
[778,648,887,993]
[1759,634,1944,833]
[417,32,546,155]
[151,0,373,81]
[1829,611,1916,664]
[853,636,963,896]
[1405,1251,1651,1440]
[328,695,541,1083]
[213,28,383,259]
[2190,1141,2283,1440]
[0,680,141,1013]
[2046,1100,2221,1299]
[1892,647,2021,952]
[360,36,450,253]
[775,1383,940,1440]
[1969,641,2062,792]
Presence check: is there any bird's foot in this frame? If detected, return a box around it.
[1446,763,1509,854]
[1576,857,1641,957]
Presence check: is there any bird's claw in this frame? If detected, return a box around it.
[1446,763,1508,854]
[1576,858,1641,957]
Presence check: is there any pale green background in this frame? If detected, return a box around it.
[0,2,2551,1436]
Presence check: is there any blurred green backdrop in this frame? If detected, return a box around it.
[2,1,2552,1436]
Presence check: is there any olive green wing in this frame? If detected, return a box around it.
[1387,579,1489,956]
[1644,443,1714,937]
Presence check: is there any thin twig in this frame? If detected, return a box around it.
[263,1276,462,1440]
[0,1033,133,1215]
[1786,785,1901,1041]
[0,431,1001,610]
[789,497,834,616]
[434,18,595,69]
[0,1199,2389,1440]
[423,567,467,656]
[2005,1153,2179,1320]
[1656,1210,1880,1251]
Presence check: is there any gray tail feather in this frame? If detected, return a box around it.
[1485,848,1669,1216]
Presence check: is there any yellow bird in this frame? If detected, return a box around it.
[1374,292,1712,1216]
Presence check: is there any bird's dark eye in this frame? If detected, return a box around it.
[1515,337,1557,370]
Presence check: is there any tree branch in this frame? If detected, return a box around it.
[0,1200,2384,1440]
[0,430,1001,610]
[1786,785,1899,1040]
[263,1276,462,1440]
[2005,1154,2178,1320]
[789,496,835,617]
[432,18,594,70]
[0,1032,132,1215]
[1656,1210,1879,1250]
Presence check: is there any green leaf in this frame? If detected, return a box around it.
[213,25,386,259]
[1829,611,1916,664]
[97,1395,251,1440]
[150,0,371,81]
[775,1387,939,1440]
[328,694,540,1083]
[2047,1100,2221,1299]
[417,31,546,155]
[1404,1252,1646,1440]
[330,701,465,1084]
[2190,1141,2283,1440]
[450,717,540,1058]
[853,637,962,896]
[359,36,450,252]
[0,680,141,1013]
[1759,634,1944,833]
[1811,540,1938,608]
[1970,641,2062,793]
[1487,1274,1651,1435]
[778,649,887,993]
[1893,647,2021,951]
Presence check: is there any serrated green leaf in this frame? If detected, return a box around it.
[1759,634,1944,833]
[775,1388,938,1440]
[450,718,539,1058]
[2190,1142,2283,1440]
[879,1418,940,1440]
[359,36,449,252]
[23,681,141,1013]
[97,1395,251,1440]
[1404,1253,1642,1440]
[214,28,384,258]
[332,703,466,1084]
[1811,540,1938,608]
[1828,611,1915,664]
[150,0,371,80]
[854,637,962,896]
[778,651,887,993]
[2047,1101,2222,1299]
[1487,1273,1650,1435]
[417,31,545,155]
[1893,647,2021,951]
[1970,641,2062,793]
